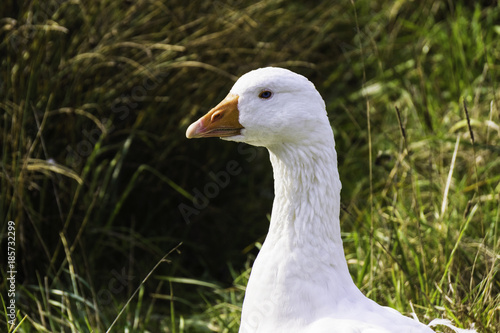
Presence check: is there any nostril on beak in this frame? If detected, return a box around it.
[211,111,223,122]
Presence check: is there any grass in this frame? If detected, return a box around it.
[0,0,499,332]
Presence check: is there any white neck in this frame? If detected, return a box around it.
[240,133,361,332]
[267,139,342,249]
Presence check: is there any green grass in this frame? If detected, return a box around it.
[1,0,499,332]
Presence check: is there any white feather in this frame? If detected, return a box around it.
[213,67,475,333]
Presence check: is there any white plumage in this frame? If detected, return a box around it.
[186,67,475,333]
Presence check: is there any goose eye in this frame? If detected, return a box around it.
[258,90,273,99]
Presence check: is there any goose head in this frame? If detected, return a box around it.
[186,67,330,147]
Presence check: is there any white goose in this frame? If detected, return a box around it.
[186,67,475,333]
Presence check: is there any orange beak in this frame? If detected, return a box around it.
[186,93,244,139]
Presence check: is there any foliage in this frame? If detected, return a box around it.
[0,0,498,332]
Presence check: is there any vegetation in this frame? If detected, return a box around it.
[1,0,498,332]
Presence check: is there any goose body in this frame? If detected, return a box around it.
[186,67,474,333]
